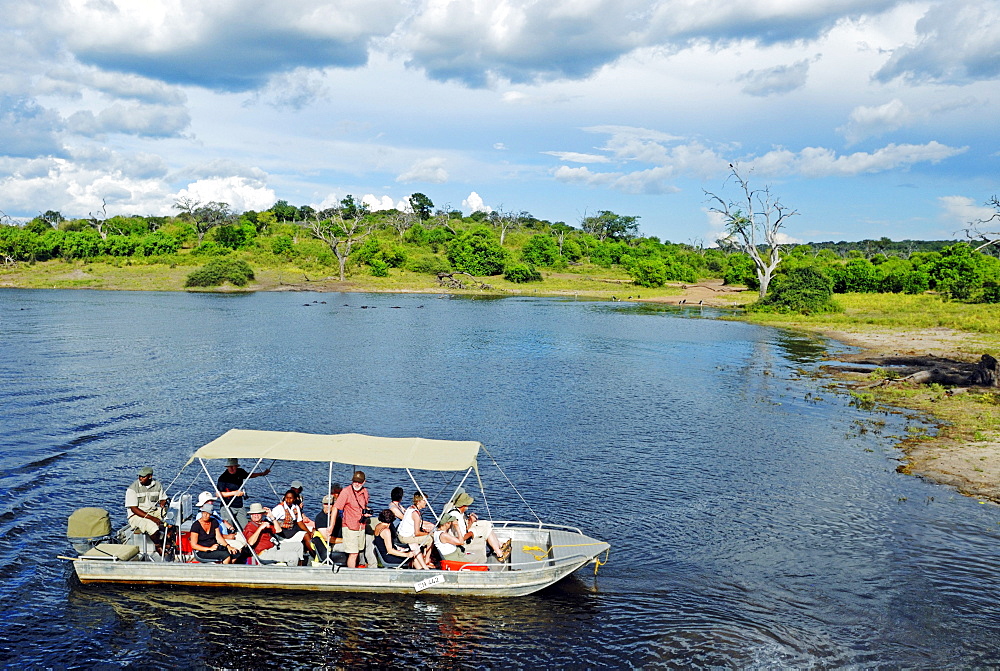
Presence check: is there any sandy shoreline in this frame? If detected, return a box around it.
[654,283,1000,503]
[811,327,1000,502]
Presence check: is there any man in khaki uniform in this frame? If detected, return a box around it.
[125,466,168,549]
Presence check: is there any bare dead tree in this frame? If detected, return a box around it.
[489,207,525,246]
[706,165,799,298]
[308,205,374,281]
[427,204,458,236]
[87,198,109,240]
[962,195,1000,251]
[385,210,417,240]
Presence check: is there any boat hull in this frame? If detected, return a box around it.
[72,524,609,598]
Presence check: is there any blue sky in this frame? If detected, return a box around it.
[1,0,998,244]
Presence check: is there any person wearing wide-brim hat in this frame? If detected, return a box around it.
[446,491,511,563]
[432,516,466,563]
[216,458,271,530]
[243,502,302,565]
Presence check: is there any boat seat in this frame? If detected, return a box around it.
[82,543,140,561]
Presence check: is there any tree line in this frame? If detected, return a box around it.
[3,189,1000,306]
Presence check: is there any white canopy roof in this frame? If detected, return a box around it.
[187,429,481,472]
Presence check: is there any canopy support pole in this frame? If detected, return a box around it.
[327,461,334,500]
[197,458,260,565]
[405,468,436,522]
[444,469,473,513]
[474,467,493,524]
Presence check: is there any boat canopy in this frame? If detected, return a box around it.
[186,429,481,472]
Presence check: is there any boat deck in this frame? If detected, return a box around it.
[72,522,610,597]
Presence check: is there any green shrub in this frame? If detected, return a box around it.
[504,262,542,283]
[271,234,293,256]
[135,231,180,256]
[356,237,406,269]
[403,253,450,274]
[0,225,40,262]
[750,265,842,314]
[832,258,879,293]
[184,257,255,288]
[447,228,507,276]
[101,235,137,257]
[61,230,103,259]
[629,258,667,287]
[369,258,390,277]
[213,223,256,250]
[561,238,583,262]
[724,253,758,288]
[521,234,561,266]
[191,241,231,257]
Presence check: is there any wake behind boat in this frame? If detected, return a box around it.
[66,430,610,597]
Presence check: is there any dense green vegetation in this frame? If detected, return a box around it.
[3,196,999,310]
[748,265,841,315]
[0,197,725,289]
[732,242,1000,307]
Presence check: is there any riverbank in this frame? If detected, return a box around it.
[679,289,1000,504]
[0,258,693,301]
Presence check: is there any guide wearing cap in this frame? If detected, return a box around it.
[124,466,167,537]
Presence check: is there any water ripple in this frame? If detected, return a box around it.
[1,290,999,667]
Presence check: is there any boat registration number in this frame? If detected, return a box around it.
[413,574,445,593]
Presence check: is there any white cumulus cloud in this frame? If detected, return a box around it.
[876,0,1000,84]
[753,141,968,178]
[939,195,998,228]
[173,176,275,213]
[839,98,914,144]
[463,191,492,213]
[361,194,398,211]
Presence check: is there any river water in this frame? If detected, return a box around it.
[2,288,999,668]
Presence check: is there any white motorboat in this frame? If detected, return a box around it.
[67,430,610,597]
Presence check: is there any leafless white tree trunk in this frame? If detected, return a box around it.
[489,207,525,246]
[963,195,1000,251]
[386,210,417,240]
[308,208,374,281]
[706,165,798,298]
[88,198,109,240]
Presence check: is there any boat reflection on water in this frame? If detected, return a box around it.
[67,575,603,668]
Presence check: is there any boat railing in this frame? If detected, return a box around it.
[490,519,585,535]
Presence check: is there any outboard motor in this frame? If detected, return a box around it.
[67,507,112,554]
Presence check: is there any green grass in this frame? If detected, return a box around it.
[740,293,1000,333]
[0,256,692,299]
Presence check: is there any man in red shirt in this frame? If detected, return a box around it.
[334,471,370,568]
[243,502,302,565]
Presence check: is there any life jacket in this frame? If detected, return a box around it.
[280,503,296,529]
